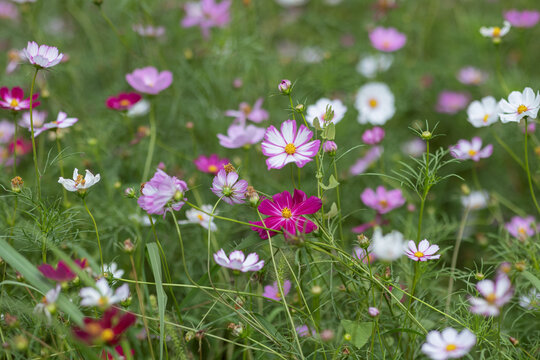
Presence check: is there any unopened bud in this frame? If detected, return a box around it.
[383,266,391,280]
[368,307,379,317]
[185,331,195,342]
[321,329,334,342]
[13,335,28,351]
[278,79,292,95]
[509,336,519,346]
[186,121,194,129]
[295,104,305,113]
[121,296,132,307]
[343,333,352,341]
[515,261,526,272]
[323,141,337,156]
[227,322,244,337]
[461,184,471,195]
[246,186,260,207]
[123,239,135,253]
[499,262,511,274]
[421,130,432,140]
[475,273,485,281]
[357,234,370,249]
[311,285,322,295]
[11,176,23,192]
[124,187,136,198]
[173,190,184,201]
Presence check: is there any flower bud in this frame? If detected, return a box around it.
[368,307,379,317]
[186,121,194,129]
[124,187,136,198]
[321,329,334,342]
[123,239,135,253]
[343,333,352,341]
[295,104,305,113]
[185,331,195,342]
[515,261,526,272]
[420,130,432,140]
[11,176,23,193]
[357,234,370,249]
[383,266,391,280]
[121,296,132,307]
[475,273,485,281]
[311,285,322,295]
[278,79,292,95]
[323,141,338,156]
[498,262,511,274]
[509,336,519,346]
[461,184,470,195]
[246,186,260,207]
[13,335,28,352]
[227,322,244,337]
[173,190,184,201]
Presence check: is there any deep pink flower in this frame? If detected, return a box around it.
[181,0,232,38]
[505,216,537,241]
[405,239,440,261]
[217,123,266,149]
[449,137,493,162]
[361,186,405,214]
[261,120,321,170]
[106,92,142,111]
[193,154,229,174]
[126,66,173,95]
[250,189,322,239]
[469,273,513,316]
[435,91,469,114]
[23,41,64,69]
[369,27,406,52]
[262,280,291,301]
[225,98,269,125]
[38,259,87,283]
[504,9,540,28]
[349,146,382,175]
[0,86,40,111]
[138,169,188,216]
[211,168,248,205]
[34,111,78,137]
[73,307,136,345]
[362,127,385,145]
[8,137,32,158]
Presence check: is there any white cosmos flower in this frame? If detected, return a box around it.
[461,191,489,210]
[58,168,100,192]
[467,96,499,127]
[179,204,217,231]
[356,54,393,79]
[421,328,476,360]
[127,99,150,118]
[34,285,61,323]
[80,278,130,308]
[498,87,540,123]
[213,249,265,272]
[355,82,395,125]
[371,227,407,261]
[306,98,347,127]
[104,262,124,279]
[275,0,309,8]
[480,21,511,42]
[519,288,540,310]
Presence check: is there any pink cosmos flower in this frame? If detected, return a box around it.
[34,111,78,137]
[211,168,248,205]
[361,186,405,214]
[250,189,322,239]
[19,110,47,130]
[181,0,232,39]
[0,86,40,111]
[457,66,488,86]
[369,27,406,52]
[296,325,316,337]
[353,246,375,264]
[213,249,264,272]
[225,98,269,125]
[323,140,337,154]
[6,49,25,74]
[106,93,142,111]
[138,169,188,217]
[405,239,440,261]
[23,41,64,69]
[349,146,383,175]
[38,259,86,283]
[505,216,537,241]
[436,91,469,114]
[469,273,513,316]
[0,1,18,20]
[362,127,385,145]
[449,137,493,162]
[193,154,229,174]
[352,213,388,233]
[5,138,32,166]
[261,120,321,170]
[504,9,540,28]
[0,120,15,143]
[262,280,291,301]
[126,66,173,95]
[217,123,266,149]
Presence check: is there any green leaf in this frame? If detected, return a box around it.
[341,320,373,349]
[523,271,540,291]
[313,117,322,130]
[325,123,335,140]
[325,203,338,219]
[147,243,168,360]
[320,175,340,190]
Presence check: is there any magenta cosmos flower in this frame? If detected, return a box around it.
[213,249,264,272]
[193,154,229,174]
[250,189,322,239]
[449,137,493,162]
[34,111,78,137]
[504,9,540,28]
[0,86,40,111]
[211,168,248,205]
[469,273,513,316]
[262,280,291,301]
[361,186,405,214]
[126,66,173,95]
[23,41,64,69]
[181,0,231,38]
[38,259,87,283]
[362,126,385,145]
[369,27,406,52]
[505,216,537,241]
[436,91,469,114]
[225,98,269,125]
[405,239,440,262]
[261,120,321,170]
[217,123,265,149]
[138,169,188,216]
[106,93,142,111]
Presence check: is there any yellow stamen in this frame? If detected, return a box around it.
[445,344,457,351]
[284,143,296,155]
[518,227,526,234]
[275,292,281,298]
[74,174,86,187]
[197,214,204,221]
[414,251,424,258]
[483,114,489,123]
[281,207,292,219]
[517,105,528,114]
[379,199,388,208]
[101,328,115,342]
[368,98,378,108]
[241,104,252,115]
[208,165,218,173]
[10,99,18,108]
[485,293,496,303]
[492,27,501,37]
[97,296,108,306]
[119,99,131,107]
[468,149,477,156]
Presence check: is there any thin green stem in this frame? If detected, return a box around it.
[56,135,68,206]
[524,118,540,214]
[288,94,296,121]
[82,197,103,273]
[333,159,344,242]
[445,206,470,313]
[11,112,17,175]
[142,101,156,183]
[28,68,41,200]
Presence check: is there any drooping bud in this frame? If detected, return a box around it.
[278,79,292,95]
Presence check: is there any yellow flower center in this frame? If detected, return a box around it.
[10,99,18,108]
[241,104,252,115]
[468,149,477,156]
[379,199,388,208]
[101,328,115,342]
[208,165,218,173]
[281,207,292,219]
[368,98,378,108]
[197,214,204,221]
[445,344,457,351]
[275,291,281,298]
[517,105,528,114]
[414,251,424,258]
[518,227,526,234]
[492,27,501,37]
[483,114,489,123]
[284,143,296,155]
[75,174,86,187]
[98,296,108,306]
[119,99,131,107]
[41,296,48,304]
[485,293,497,303]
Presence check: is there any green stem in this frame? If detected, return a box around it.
[11,112,17,175]
[82,197,103,273]
[524,118,540,214]
[288,94,296,121]
[445,206,470,313]
[56,135,68,206]
[28,68,41,200]
[142,100,156,183]
[333,159,344,243]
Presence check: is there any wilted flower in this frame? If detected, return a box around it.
[349,146,383,175]
[213,249,264,272]
[180,204,217,231]
[469,273,513,316]
[73,307,136,345]
[23,41,64,69]
[34,111,78,137]
[480,21,511,43]
[361,186,405,214]
[181,0,231,38]
[106,93,142,111]
[435,91,469,114]
[217,123,265,148]
[211,169,248,204]
[80,278,130,308]
[369,26,406,52]
[33,285,60,323]
[421,328,476,360]
[132,24,166,37]
[138,169,188,216]
[449,137,493,162]
[504,9,540,28]
[466,96,499,127]
[305,98,347,127]
[356,54,393,78]
[461,190,489,210]
[498,87,540,123]
[505,216,537,241]
[59,168,100,195]
[519,288,540,310]
[362,127,385,145]
[262,280,291,301]
[225,98,269,125]
[457,66,488,86]
[405,239,440,261]
[371,227,407,261]
[0,86,40,111]
[126,66,173,95]
[194,154,229,175]
[355,82,395,125]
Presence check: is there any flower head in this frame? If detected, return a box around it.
[362,127,385,145]
[519,288,540,310]
[34,285,61,323]
[0,86,40,111]
[504,10,539,28]
[104,262,124,279]
[194,154,229,174]
[0,1,18,20]
[213,249,264,272]
[305,98,347,127]
[80,278,130,308]
[350,146,383,175]
[211,168,248,204]
[217,123,265,149]
[278,79,292,94]
[126,66,172,95]
[262,280,291,301]
[106,93,142,111]
[38,260,81,283]
[138,169,188,216]
[469,273,513,316]
[296,325,316,337]
[466,96,499,127]
[505,216,537,241]
[225,98,269,125]
[0,120,15,143]
[361,186,405,214]
[355,82,395,125]
[421,328,476,360]
[371,228,407,261]
[261,120,320,170]
[59,168,100,195]
[449,137,493,162]
[181,0,231,38]
[19,110,47,130]
[457,66,488,86]
[436,91,469,114]
[369,27,406,52]
[356,54,393,78]
[23,41,64,69]
[405,239,440,261]
[250,189,321,239]
[73,307,136,345]
[180,204,217,231]
[498,87,540,123]
[34,111,78,137]
[461,190,489,210]
[480,21,511,43]
[368,307,380,317]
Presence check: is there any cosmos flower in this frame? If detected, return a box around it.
[480,21,511,43]
[225,98,269,125]
[0,1,18,20]
[505,216,537,241]
[421,328,476,360]
[349,146,383,175]
[193,154,229,174]
[33,285,60,323]
[435,91,469,114]
[356,54,393,78]
[405,239,440,261]
[38,260,81,283]
[103,262,124,279]
[213,249,264,272]
[504,10,539,28]
[368,307,380,317]
[132,24,166,37]
[469,273,513,316]
[466,96,499,127]
[211,168,248,205]
[19,110,47,130]
[261,120,321,170]
[361,186,405,214]
[449,137,493,162]
[180,204,217,231]
[126,66,173,95]
[23,41,64,69]
[457,66,488,86]
[353,246,375,264]
[262,280,291,301]
[369,26,406,52]
[73,307,136,346]
[59,168,100,194]
[250,189,322,239]
[6,49,25,74]
[79,278,130,308]
[34,111,78,137]
[217,123,266,149]
[106,93,142,111]
[461,191,489,210]
[0,120,15,143]
[355,82,395,125]
[296,325,316,337]
[0,86,40,111]
[138,169,188,216]
[519,288,540,310]
[371,227,407,262]
[127,99,150,118]
[305,98,347,127]
[181,0,231,38]
[362,127,385,145]
[498,87,540,123]
[401,138,426,158]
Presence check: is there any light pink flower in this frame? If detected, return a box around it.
[349,146,382,175]
[436,91,469,114]
[368,307,379,317]
[469,273,513,316]
[505,216,537,241]
[369,27,406,52]
[296,325,316,337]
[504,9,540,28]
[138,169,188,217]
[181,0,231,38]
[361,186,405,214]
[262,280,291,301]
[353,246,375,264]
[323,140,337,154]
[225,98,269,125]
[405,239,440,261]
[213,249,264,272]
[217,123,265,148]
[261,120,320,170]
[362,127,385,145]
[211,169,248,205]
[126,66,172,95]
[457,66,488,86]
[0,1,18,20]
[449,137,493,162]
[34,111,78,137]
[6,49,24,74]
[23,41,64,69]
[19,110,47,130]
[0,120,15,143]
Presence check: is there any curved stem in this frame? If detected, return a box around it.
[82,197,103,273]
[524,118,540,214]
[142,100,156,183]
[28,68,41,200]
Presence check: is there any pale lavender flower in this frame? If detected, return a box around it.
[519,289,540,310]
[33,285,60,323]
[213,249,264,272]
[0,120,15,143]
[23,41,64,69]
[504,9,540,28]
[34,111,77,137]
[362,127,385,145]
[405,239,440,261]
[80,278,130,308]
[19,110,47,130]
[469,273,513,316]
[368,307,379,317]
[0,1,18,20]
[181,0,231,38]
[6,49,25,74]
[401,138,426,157]
[449,137,493,162]
[296,325,316,337]
[132,24,166,38]
[422,328,476,360]
[138,169,188,216]
[211,169,248,205]
[349,146,382,175]
[225,98,269,125]
[262,280,291,301]
[505,216,537,241]
[457,67,488,86]
[217,123,265,148]
[369,27,406,52]
[436,91,469,114]
[126,66,173,95]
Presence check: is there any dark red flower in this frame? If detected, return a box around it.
[38,259,87,282]
[106,92,141,111]
[0,86,40,111]
[73,307,136,345]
